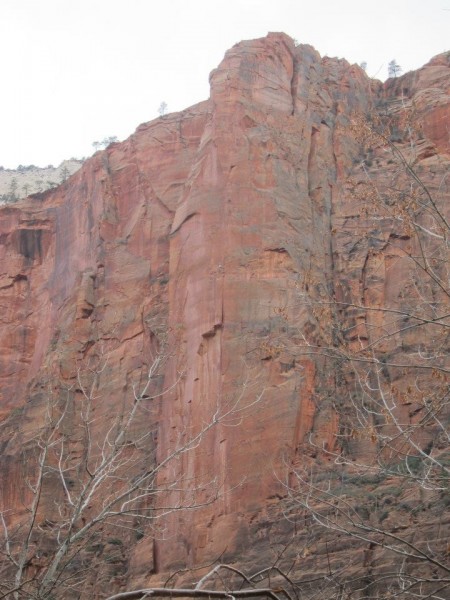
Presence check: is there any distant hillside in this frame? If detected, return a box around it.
[0,159,83,204]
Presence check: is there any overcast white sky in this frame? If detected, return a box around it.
[1,0,449,169]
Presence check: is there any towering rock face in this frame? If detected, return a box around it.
[0,34,449,596]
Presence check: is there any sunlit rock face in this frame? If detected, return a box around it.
[0,34,448,596]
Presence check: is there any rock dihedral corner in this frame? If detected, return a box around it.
[0,34,449,594]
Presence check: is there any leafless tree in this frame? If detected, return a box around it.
[104,561,323,600]
[0,334,264,599]
[281,107,450,598]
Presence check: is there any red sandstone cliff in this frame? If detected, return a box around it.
[0,34,449,598]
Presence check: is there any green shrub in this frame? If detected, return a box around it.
[107,538,123,546]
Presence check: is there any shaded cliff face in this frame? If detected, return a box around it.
[0,34,449,596]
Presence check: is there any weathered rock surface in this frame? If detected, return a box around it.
[0,34,449,597]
